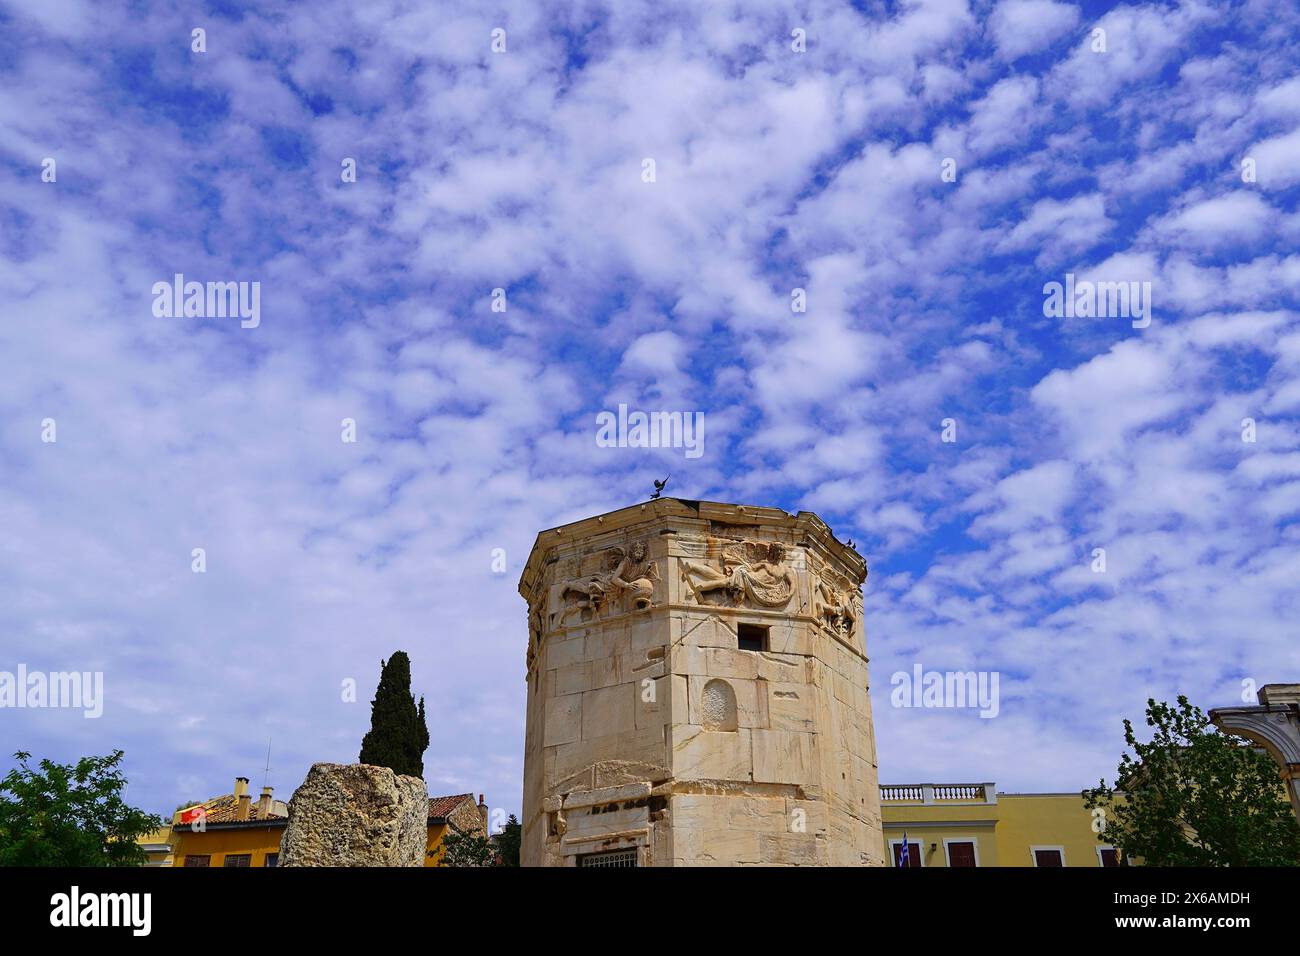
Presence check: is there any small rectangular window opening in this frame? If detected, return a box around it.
[737,623,768,652]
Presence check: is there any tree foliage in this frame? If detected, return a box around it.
[359,651,429,779]
[1084,696,1300,866]
[495,813,521,867]
[0,750,163,867]
[437,829,498,867]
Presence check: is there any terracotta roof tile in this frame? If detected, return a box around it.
[428,793,475,820]
[178,792,288,824]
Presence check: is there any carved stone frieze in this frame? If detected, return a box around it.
[679,539,794,609]
[550,540,659,627]
[812,570,860,637]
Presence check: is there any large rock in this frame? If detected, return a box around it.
[279,763,428,867]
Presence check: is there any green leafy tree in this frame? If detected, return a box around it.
[437,829,498,867]
[359,651,429,779]
[0,750,162,867]
[495,814,521,867]
[1084,696,1300,866]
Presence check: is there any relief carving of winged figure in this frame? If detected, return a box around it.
[814,577,858,635]
[681,541,794,608]
[556,541,658,621]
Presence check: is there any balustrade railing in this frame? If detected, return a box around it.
[879,783,995,804]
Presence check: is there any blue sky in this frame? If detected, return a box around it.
[1,0,1298,822]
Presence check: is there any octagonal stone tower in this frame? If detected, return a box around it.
[518,499,885,866]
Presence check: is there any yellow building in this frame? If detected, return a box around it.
[170,776,290,867]
[137,825,176,867]
[173,817,288,867]
[880,783,1124,867]
[425,793,490,866]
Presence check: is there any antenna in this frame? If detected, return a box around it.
[261,737,272,790]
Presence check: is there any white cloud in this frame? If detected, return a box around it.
[1152,192,1275,250]
[966,76,1042,155]
[989,0,1081,61]
[997,193,1112,262]
[1247,127,1300,189]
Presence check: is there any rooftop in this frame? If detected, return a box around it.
[519,497,865,598]
[428,792,476,821]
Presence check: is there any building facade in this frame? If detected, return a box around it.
[425,793,490,866]
[136,825,175,867]
[171,818,288,867]
[1211,683,1300,827]
[880,782,1123,867]
[158,774,491,867]
[169,775,290,866]
[519,499,885,866]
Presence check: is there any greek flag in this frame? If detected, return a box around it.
[898,834,910,867]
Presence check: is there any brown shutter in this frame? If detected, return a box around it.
[893,842,922,867]
[948,842,977,867]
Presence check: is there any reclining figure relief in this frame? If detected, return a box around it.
[680,540,794,608]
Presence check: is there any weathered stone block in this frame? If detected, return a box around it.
[547,634,588,669]
[556,660,592,696]
[279,763,427,867]
[674,824,762,865]
[726,795,789,830]
[704,646,759,680]
[634,675,666,730]
[687,675,767,729]
[544,692,582,747]
[768,682,814,732]
[581,683,636,740]
[758,831,822,866]
[672,726,753,780]
[752,729,816,785]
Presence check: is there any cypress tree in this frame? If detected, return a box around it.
[359,651,429,778]
[418,697,430,756]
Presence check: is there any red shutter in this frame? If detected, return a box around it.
[948,842,977,867]
[893,842,922,867]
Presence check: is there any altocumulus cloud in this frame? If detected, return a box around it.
[0,0,1298,816]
